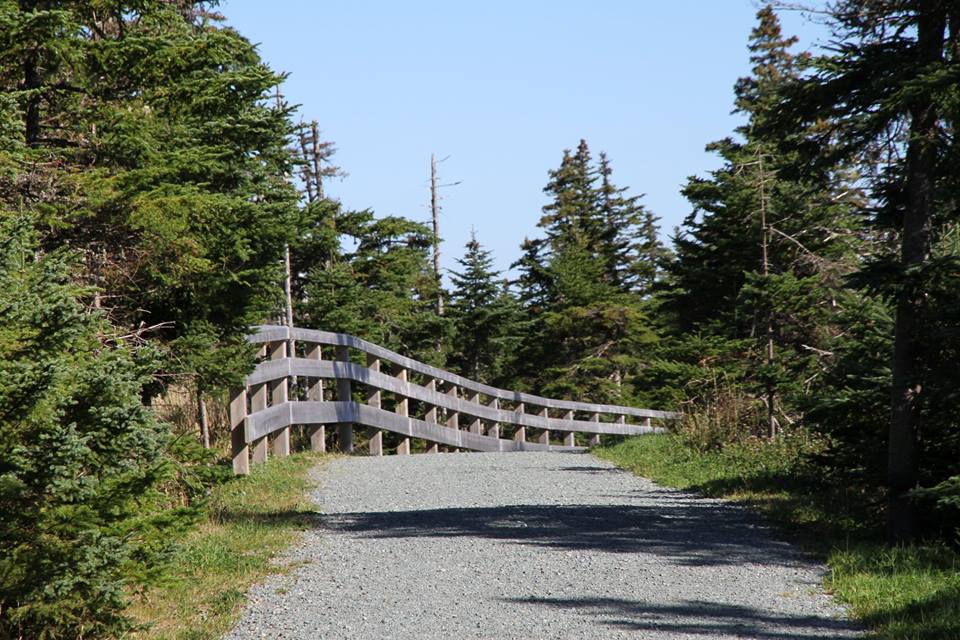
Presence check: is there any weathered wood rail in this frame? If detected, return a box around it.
[228,325,680,474]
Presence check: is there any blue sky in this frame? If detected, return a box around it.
[221,1,828,277]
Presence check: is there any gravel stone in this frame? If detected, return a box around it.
[225,451,862,639]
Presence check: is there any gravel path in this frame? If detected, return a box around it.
[226,451,862,639]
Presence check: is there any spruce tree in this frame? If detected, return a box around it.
[596,153,670,295]
[771,0,960,540]
[301,210,447,366]
[539,140,601,254]
[448,233,523,383]
[663,6,861,435]
[513,141,661,403]
[1,1,299,397]
[0,217,174,639]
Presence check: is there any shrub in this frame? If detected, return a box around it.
[675,383,765,452]
[0,218,178,639]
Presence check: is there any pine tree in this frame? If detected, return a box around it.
[448,234,523,383]
[513,141,661,403]
[771,0,960,540]
[663,6,861,435]
[0,1,299,398]
[0,216,174,639]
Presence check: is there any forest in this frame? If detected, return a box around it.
[1,1,959,638]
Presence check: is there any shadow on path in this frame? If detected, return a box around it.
[318,500,802,568]
[554,465,629,475]
[503,596,857,639]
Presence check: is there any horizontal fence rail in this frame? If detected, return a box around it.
[228,325,681,474]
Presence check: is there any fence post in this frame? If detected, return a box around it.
[488,397,500,439]
[563,410,575,447]
[538,407,550,445]
[250,389,268,463]
[514,402,526,443]
[269,340,290,458]
[425,377,438,454]
[306,343,325,452]
[446,383,460,452]
[335,344,353,453]
[396,367,410,455]
[367,354,382,456]
[589,412,601,447]
[467,391,482,434]
[230,387,249,475]
[248,345,268,463]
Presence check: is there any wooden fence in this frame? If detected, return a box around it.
[228,325,681,474]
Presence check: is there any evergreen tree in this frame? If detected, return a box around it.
[0,1,299,397]
[300,209,447,366]
[0,217,175,639]
[539,140,601,256]
[289,196,342,312]
[670,6,857,332]
[771,0,960,540]
[513,141,662,403]
[513,236,551,313]
[0,5,295,631]
[663,6,861,434]
[448,233,523,383]
[596,152,670,295]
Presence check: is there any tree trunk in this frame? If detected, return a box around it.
[757,150,777,439]
[22,49,41,146]
[431,153,443,316]
[198,388,210,449]
[887,2,946,544]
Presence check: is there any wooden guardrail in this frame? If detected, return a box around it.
[227,325,680,474]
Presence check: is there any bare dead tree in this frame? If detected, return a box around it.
[431,153,442,316]
[757,149,777,439]
[428,153,461,317]
[296,120,342,204]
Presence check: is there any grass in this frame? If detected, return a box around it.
[594,434,960,640]
[126,452,329,640]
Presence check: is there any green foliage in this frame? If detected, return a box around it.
[644,4,957,545]
[512,140,665,402]
[1,1,298,394]
[447,234,524,384]
[628,329,747,408]
[299,208,447,366]
[0,4,296,634]
[768,1,960,538]
[805,291,893,487]
[597,153,672,293]
[656,6,864,448]
[0,217,178,639]
[911,475,960,542]
[912,476,960,512]
[539,299,657,402]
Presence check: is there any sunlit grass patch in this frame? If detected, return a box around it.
[128,452,329,640]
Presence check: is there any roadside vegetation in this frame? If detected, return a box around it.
[128,452,327,640]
